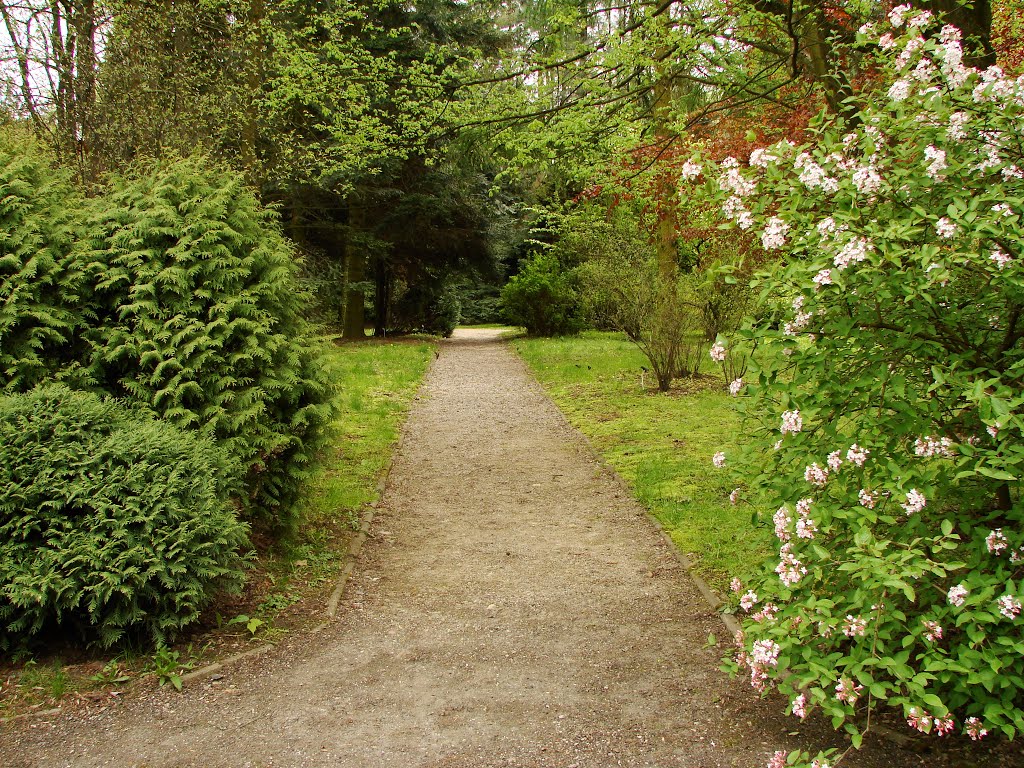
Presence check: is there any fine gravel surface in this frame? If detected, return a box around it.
[2,329,1017,768]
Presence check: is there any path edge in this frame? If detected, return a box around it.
[181,342,442,687]
[503,336,741,639]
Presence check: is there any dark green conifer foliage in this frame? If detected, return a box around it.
[0,140,89,392]
[0,386,248,650]
[82,157,337,528]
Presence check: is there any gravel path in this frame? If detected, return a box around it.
[0,329,991,767]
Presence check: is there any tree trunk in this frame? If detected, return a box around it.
[373,259,391,337]
[71,0,98,183]
[342,204,367,340]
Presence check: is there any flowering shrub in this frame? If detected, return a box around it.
[689,8,1024,764]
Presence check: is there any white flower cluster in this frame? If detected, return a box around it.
[990,248,1012,270]
[761,216,789,250]
[923,145,947,179]
[914,434,955,458]
[719,165,757,197]
[901,488,927,515]
[935,217,957,238]
[947,583,968,606]
[852,164,883,195]
[842,614,867,637]
[986,529,1008,555]
[833,236,873,271]
[679,160,703,181]
[796,153,838,193]
[780,409,802,434]
[722,195,753,229]
[846,444,869,466]
[804,462,829,487]
[776,542,806,587]
[997,595,1022,620]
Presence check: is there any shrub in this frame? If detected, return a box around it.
[0,138,89,393]
[427,282,462,338]
[82,157,337,528]
[688,12,1024,763]
[391,277,463,337]
[501,252,585,336]
[0,386,248,650]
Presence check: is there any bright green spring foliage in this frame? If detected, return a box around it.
[81,157,337,528]
[500,252,585,337]
[0,140,89,392]
[0,386,248,650]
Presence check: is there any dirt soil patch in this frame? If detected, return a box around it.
[1,329,1018,767]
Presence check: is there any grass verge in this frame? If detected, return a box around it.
[0,336,435,717]
[512,331,772,594]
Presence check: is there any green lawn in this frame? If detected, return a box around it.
[299,337,436,529]
[512,331,772,592]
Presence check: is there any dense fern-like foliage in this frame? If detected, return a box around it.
[82,158,337,527]
[0,140,89,392]
[0,386,248,650]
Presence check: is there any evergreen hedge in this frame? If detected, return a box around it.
[0,141,90,392]
[0,386,248,650]
[81,158,337,527]
[0,142,338,528]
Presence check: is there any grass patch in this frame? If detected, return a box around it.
[0,336,435,717]
[512,331,772,592]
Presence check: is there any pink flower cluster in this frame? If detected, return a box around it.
[858,489,876,509]
[846,444,869,466]
[752,602,778,623]
[922,619,943,642]
[947,583,968,607]
[991,248,1012,269]
[713,451,726,468]
[773,506,792,542]
[762,216,789,250]
[907,707,954,736]
[747,638,781,691]
[776,543,806,587]
[804,463,829,487]
[710,341,727,362]
[780,409,802,434]
[914,435,955,458]
[842,614,867,637]
[965,716,988,740]
[923,145,947,179]
[679,160,703,181]
[986,529,1008,555]
[997,595,1021,620]
[796,153,839,193]
[835,677,862,706]
[901,488,926,515]
[740,590,759,612]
